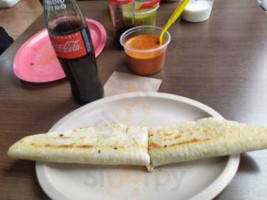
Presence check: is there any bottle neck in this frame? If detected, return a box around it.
[44,0,86,31]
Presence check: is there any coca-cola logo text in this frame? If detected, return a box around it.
[53,40,81,53]
[50,31,87,59]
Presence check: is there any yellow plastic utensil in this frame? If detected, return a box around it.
[159,0,191,44]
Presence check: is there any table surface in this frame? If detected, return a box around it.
[1,0,267,199]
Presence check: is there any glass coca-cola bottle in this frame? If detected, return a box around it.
[44,0,104,105]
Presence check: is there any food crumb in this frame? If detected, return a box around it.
[59,134,64,137]
[114,147,118,150]
[164,145,167,148]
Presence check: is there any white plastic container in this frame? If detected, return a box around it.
[182,0,214,22]
[261,0,267,10]
[0,0,21,8]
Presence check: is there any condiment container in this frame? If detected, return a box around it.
[161,0,180,2]
[182,0,214,22]
[261,0,267,10]
[120,26,171,76]
[134,1,160,26]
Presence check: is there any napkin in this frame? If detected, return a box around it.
[104,72,162,97]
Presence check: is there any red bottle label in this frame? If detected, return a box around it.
[50,31,87,59]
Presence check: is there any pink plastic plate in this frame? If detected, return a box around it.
[13,19,107,83]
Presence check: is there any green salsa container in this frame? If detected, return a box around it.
[134,3,159,26]
[123,3,159,26]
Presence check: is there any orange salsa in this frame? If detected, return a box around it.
[124,34,166,76]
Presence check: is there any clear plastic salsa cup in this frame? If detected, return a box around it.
[134,3,159,26]
[120,26,171,76]
[122,3,159,26]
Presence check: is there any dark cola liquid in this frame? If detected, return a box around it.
[113,26,133,48]
[50,20,104,105]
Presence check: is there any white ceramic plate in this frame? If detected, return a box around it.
[36,92,240,200]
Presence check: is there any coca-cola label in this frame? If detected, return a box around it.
[50,31,87,59]
[108,0,133,5]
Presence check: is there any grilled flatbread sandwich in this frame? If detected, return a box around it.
[8,118,267,170]
[8,124,150,166]
[148,118,267,168]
